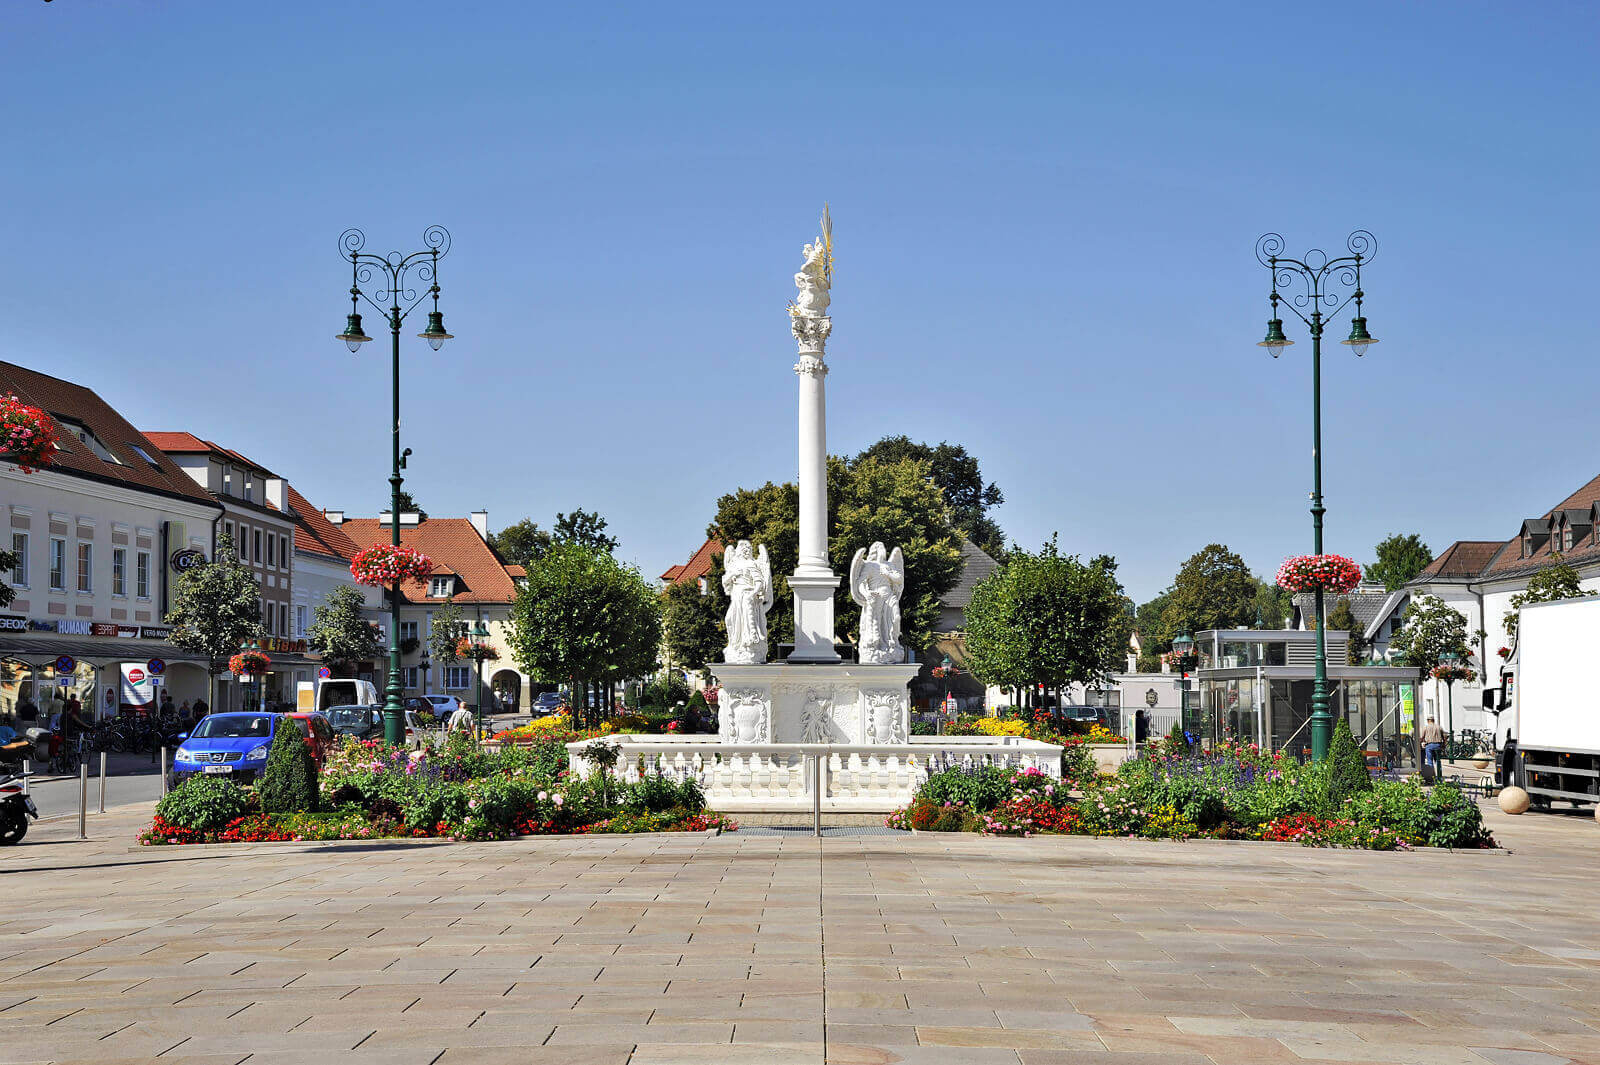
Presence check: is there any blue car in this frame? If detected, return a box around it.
[171,713,280,787]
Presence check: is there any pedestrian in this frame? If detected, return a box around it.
[1135,708,1149,744]
[193,697,208,717]
[160,692,174,717]
[1419,715,1446,779]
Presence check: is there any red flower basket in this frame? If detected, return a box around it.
[229,651,271,676]
[0,394,62,474]
[1275,554,1362,595]
[350,544,434,587]
[1430,662,1477,683]
[455,636,500,662]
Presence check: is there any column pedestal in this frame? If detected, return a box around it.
[788,572,841,663]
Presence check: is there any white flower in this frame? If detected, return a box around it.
[552,794,564,807]
[538,791,548,801]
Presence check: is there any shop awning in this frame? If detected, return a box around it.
[0,636,209,668]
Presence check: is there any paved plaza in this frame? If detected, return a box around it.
[3,804,1599,1065]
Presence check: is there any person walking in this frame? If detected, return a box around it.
[1419,716,1446,780]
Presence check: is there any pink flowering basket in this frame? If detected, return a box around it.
[350,544,434,587]
[228,651,271,676]
[0,394,61,474]
[1275,554,1361,595]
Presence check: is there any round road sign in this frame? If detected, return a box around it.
[54,655,75,673]
[147,658,166,676]
[317,666,331,680]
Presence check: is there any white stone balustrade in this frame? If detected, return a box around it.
[565,735,1064,812]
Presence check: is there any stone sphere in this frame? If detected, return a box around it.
[1498,786,1531,815]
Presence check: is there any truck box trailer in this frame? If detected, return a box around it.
[1513,594,1600,810]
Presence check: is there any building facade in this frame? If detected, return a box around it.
[0,362,223,719]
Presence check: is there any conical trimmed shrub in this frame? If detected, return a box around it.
[259,717,319,814]
[1326,718,1373,807]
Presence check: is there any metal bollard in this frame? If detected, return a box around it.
[98,751,107,813]
[78,762,88,840]
[160,747,169,795]
[812,753,822,837]
[21,757,29,778]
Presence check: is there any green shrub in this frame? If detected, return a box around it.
[1061,741,1098,788]
[1325,719,1372,806]
[259,718,319,815]
[156,775,253,832]
[1166,721,1189,752]
[917,766,1014,812]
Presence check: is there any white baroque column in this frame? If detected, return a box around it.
[787,210,841,663]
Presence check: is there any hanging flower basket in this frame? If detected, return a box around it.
[0,394,62,474]
[1160,649,1199,671]
[1430,662,1477,683]
[1275,554,1362,595]
[349,544,434,587]
[455,636,500,662]
[228,651,271,676]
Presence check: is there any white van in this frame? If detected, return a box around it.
[314,678,380,714]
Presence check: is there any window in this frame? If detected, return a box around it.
[266,534,275,567]
[49,538,65,590]
[280,607,288,636]
[77,542,93,592]
[1564,528,1575,551]
[112,547,126,596]
[10,533,27,588]
[403,667,420,690]
[295,605,307,637]
[265,601,275,632]
[236,523,248,560]
[280,535,289,569]
[253,529,262,563]
[446,666,471,690]
[56,418,121,464]
[129,443,159,466]
[244,477,254,503]
[224,520,235,550]
[136,551,150,598]
[429,576,453,598]
[399,620,419,643]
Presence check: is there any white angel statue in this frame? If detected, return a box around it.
[791,205,833,319]
[721,540,774,664]
[850,542,906,665]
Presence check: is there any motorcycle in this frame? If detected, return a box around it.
[0,745,39,844]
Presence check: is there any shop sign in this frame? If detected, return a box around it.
[140,625,171,640]
[54,620,92,636]
[28,619,54,632]
[0,613,26,632]
[88,622,141,638]
[260,636,307,654]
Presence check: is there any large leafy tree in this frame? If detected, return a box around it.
[1389,593,1473,674]
[853,435,1006,557]
[428,599,465,681]
[661,578,723,678]
[490,508,617,568]
[1157,544,1258,647]
[165,531,263,708]
[963,539,1132,705]
[1325,597,1368,664]
[1367,533,1433,591]
[707,455,962,660]
[304,585,381,672]
[507,542,660,726]
[1504,555,1585,638]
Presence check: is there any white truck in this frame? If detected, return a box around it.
[1511,594,1600,810]
[296,678,380,714]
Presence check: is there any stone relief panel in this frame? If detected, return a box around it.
[863,688,906,744]
[724,686,770,744]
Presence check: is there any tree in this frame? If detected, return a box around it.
[258,717,318,814]
[1389,593,1472,674]
[707,455,963,660]
[662,578,722,678]
[1251,580,1292,630]
[304,586,381,672]
[1504,556,1585,638]
[1367,533,1433,591]
[393,489,427,520]
[165,532,263,709]
[853,435,1006,556]
[1326,718,1373,805]
[1133,590,1172,672]
[0,548,16,609]
[1158,545,1258,648]
[1325,597,1368,664]
[962,539,1133,706]
[506,542,661,728]
[428,599,465,682]
[489,519,552,568]
[553,508,619,554]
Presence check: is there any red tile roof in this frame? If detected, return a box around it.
[342,517,519,604]
[1416,541,1503,582]
[0,362,218,507]
[661,538,724,584]
[284,484,360,562]
[143,432,279,478]
[1412,471,1600,585]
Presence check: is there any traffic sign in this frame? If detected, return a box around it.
[317,666,331,680]
[147,657,166,676]
[54,655,75,673]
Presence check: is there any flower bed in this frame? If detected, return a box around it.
[139,732,737,845]
[885,737,1496,849]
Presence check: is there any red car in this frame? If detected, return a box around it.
[283,712,336,767]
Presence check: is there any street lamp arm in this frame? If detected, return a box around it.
[340,226,452,325]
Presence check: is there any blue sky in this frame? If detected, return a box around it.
[3,1,1596,601]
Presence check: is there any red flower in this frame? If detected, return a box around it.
[454,636,500,662]
[228,651,271,676]
[1275,554,1362,595]
[350,544,434,587]
[0,395,61,474]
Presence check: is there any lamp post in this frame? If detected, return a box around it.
[470,620,491,737]
[1255,231,1378,762]
[335,226,453,746]
[1439,649,1461,746]
[1171,631,1195,738]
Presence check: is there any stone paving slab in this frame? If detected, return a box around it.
[2,801,1599,1064]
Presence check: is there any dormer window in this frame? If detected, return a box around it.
[429,576,454,598]
[222,466,234,495]
[55,417,121,464]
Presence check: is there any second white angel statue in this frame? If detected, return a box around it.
[850,542,906,665]
[721,540,774,664]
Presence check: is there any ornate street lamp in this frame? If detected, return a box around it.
[471,620,491,737]
[1439,649,1461,744]
[1171,631,1196,735]
[1255,231,1378,762]
[335,226,453,745]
